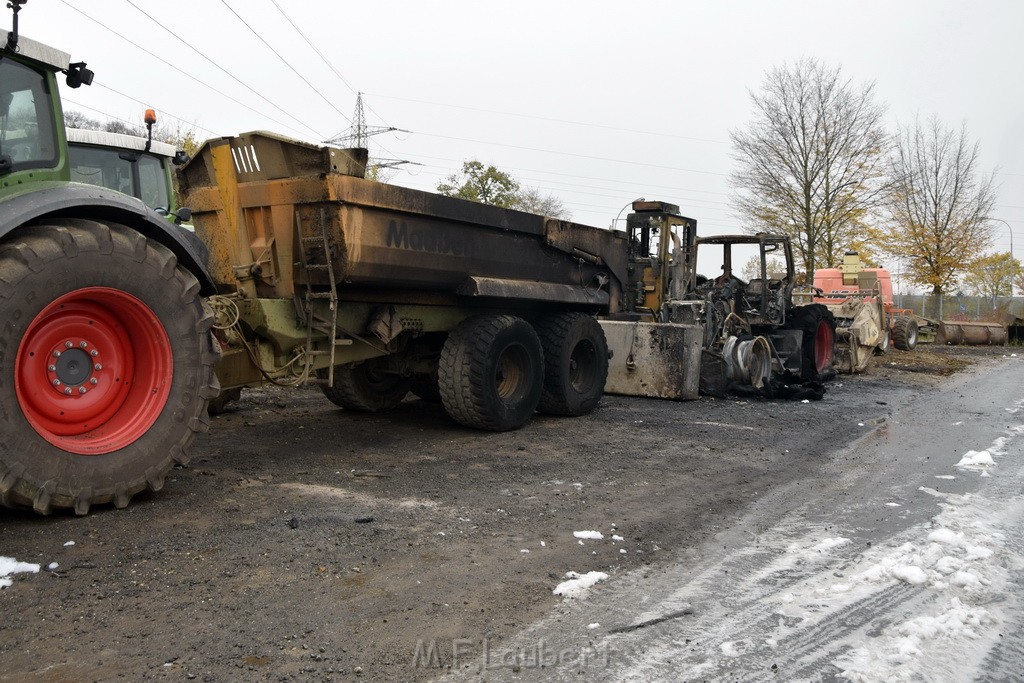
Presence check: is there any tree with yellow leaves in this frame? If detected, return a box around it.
[962,252,1018,299]
[871,116,996,295]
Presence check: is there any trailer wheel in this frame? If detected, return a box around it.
[320,358,412,412]
[535,312,608,416]
[0,219,218,515]
[438,315,543,431]
[891,316,918,351]
[789,304,837,380]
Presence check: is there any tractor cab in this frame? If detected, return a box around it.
[0,9,92,190]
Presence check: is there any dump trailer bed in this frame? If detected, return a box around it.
[179,132,632,431]
[180,132,627,308]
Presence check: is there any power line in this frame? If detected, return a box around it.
[218,0,350,124]
[365,92,730,146]
[120,0,324,140]
[268,0,403,160]
[57,0,316,139]
[92,83,219,136]
[411,131,731,177]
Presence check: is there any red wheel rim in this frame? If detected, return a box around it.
[813,319,834,373]
[14,287,173,455]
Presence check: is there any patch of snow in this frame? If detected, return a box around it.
[573,530,604,540]
[886,502,903,507]
[46,562,58,571]
[63,541,75,547]
[587,623,600,630]
[520,549,530,554]
[553,571,609,598]
[891,565,929,585]
[620,549,627,554]
[956,450,996,469]
[612,534,625,542]
[0,556,40,589]
[720,641,741,657]
[934,475,956,480]
[810,537,852,553]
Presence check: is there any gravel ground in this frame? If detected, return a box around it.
[0,345,1007,682]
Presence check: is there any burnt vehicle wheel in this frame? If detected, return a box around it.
[535,312,608,416]
[789,304,837,380]
[320,358,412,412]
[874,329,891,355]
[438,314,543,431]
[0,220,218,515]
[891,315,919,351]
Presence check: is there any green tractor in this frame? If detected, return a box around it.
[0,4,218,515]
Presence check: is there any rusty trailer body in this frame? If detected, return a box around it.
[179,132,650,431]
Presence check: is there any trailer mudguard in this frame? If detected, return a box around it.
[0,182,216,295]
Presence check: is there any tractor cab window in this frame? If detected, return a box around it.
[67,144,170,211]
[0,58,59,172]
[68,144,134,195]
[137,154,169,209]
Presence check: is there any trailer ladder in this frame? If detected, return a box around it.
[295,207,350,386]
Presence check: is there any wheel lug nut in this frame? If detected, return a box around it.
[53,350,61,358]
[63,387,72,395]
[94,363,103,371]
[48,365,56,372]
[64,341,73,349]
[90,349,99,357]
[78,387,87,394]
[52,379,61,386]
[90,378,98,385]
[80,341,88,348]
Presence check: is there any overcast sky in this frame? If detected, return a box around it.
[15,0,1024,267]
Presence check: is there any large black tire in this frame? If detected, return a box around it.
[320,358,412,412]
[788,304,837,381]
[891,316,918,351]
[438,315,544,431]
[0,219,219,515]
[535,312,608,416]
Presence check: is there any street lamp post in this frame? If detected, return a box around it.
[988,217,1015,299]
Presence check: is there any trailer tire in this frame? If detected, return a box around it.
[438,315,543,431]
[892,316,918,351]
[535,312,608,416]
[789,304,837,380]
[320,359,412,412]
[0,219,218,515]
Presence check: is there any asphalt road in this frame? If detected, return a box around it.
[457,351,1024,682]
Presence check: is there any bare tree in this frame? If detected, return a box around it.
[516,187,571,220]
[730,58,889,282]
[872,116,996,295]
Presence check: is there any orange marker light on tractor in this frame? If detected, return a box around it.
[144,109,157,125]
